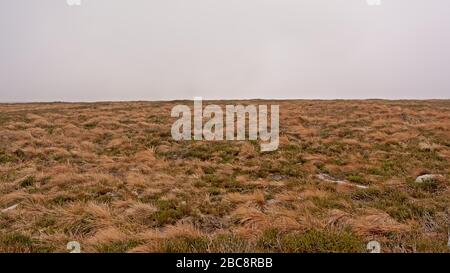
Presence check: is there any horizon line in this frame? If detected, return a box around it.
[1,98,450,105]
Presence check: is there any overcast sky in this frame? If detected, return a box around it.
[1,0,449,102]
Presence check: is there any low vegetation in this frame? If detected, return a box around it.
[0,100,449,252]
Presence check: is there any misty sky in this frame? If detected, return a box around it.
[1,0,449,102]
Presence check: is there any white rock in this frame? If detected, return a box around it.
[1,204,19,213]
[415,174,443,183]
[316,173,369,189]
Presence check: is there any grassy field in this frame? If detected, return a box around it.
[0,100,449,253]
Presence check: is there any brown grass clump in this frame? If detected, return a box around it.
[346,209,411,236]
[232,205,270,231]
[225,190,265,205]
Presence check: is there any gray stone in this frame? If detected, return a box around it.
[269,174,285,181]
[316,173,368,189]
[415,174,443,183]
[266,199,281,206]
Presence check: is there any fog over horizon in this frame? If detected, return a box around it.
[1,0,450,102]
